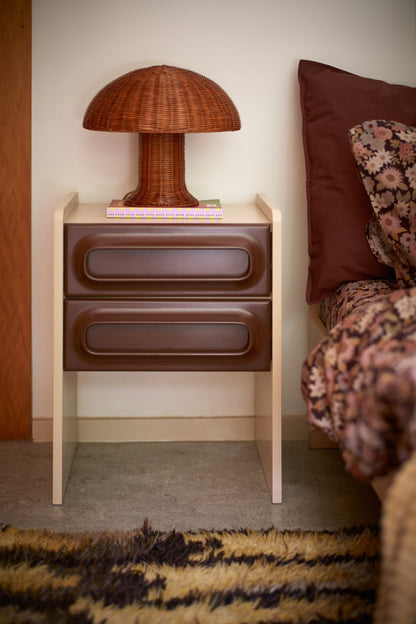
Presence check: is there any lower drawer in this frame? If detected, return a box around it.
[64,299,271,371]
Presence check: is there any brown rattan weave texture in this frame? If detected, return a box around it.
[83,65,241,206]
[83,65,241,133]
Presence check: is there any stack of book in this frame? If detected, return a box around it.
[106,200,223,219]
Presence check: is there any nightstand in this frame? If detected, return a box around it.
[53,193,281,504]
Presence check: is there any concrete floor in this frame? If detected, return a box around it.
[0,440,381,533]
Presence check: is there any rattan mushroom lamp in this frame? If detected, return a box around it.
[83,65,241,207]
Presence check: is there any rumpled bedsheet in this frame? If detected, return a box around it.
[302,280,416,481]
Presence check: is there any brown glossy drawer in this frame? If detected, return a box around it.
[64,224,270,297]
[64,299,271,371]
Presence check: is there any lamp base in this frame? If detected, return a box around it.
[124,133,198,207]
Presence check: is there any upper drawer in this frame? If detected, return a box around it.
[64,223,270,297]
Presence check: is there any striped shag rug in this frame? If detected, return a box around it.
[0,521,380,623]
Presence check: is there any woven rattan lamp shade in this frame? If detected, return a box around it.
[83,65,241,207]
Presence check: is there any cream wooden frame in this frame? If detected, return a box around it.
[53,193,282,505]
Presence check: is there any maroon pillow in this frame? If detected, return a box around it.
[298,60,416,304]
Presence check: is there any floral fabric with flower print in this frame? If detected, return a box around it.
[319,278,397,330]
[349,120,416,287]
[301,280,416,481]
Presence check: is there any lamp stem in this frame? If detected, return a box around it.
[124,133,198,207]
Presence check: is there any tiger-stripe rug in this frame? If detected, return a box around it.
[0,521,380,623]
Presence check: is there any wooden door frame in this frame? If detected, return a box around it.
[0,0,32,439]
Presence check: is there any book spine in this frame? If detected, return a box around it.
[106,206,223,219]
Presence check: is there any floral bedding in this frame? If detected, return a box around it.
[301,119,416,482]
[302,280,416,481]
[319,279,397,330]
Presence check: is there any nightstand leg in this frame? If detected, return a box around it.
[53,193,79,504]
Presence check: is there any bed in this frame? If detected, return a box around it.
[298,60,416,623]
[298,59,416,489]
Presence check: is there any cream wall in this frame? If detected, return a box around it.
[32,0,416,440]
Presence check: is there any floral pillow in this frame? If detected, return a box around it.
[349,120,416,288]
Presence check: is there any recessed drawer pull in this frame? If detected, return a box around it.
[84,247,252,283]
[82,322,252,358]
